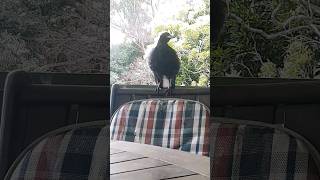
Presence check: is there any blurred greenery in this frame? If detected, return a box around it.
[0,0,108,73]
[154,22,210,86]
[110,43,143,83]
[111,0,210,86]
[213,0,320,79]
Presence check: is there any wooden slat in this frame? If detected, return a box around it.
[111,141,210,177]
[110,158,169,175]
[110,84,210,114]
[29,72,108,85]
[21,85,108,104]
[110,165,195,180]
[111,151,145,164]
[213,81,320,106]
[172,174,209,180]
[213,76,312,85]
[116,87,209,95]
[110,148,125,155]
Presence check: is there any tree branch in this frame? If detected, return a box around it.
[310,24,320,37]
[230,13,310,40]
[271,2,282,26]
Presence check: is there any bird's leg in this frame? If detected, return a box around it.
[155,79,162,95]
[165,79,172,96]
[164,88,169,96]
[154,73,162,95]
[158,78,165,95]
[164,87,172,96]
[156,83,161,95]
[165,83,172,96]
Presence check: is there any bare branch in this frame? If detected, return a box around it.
[271,2,282,26]
[230,13,310,40]
[310,24,320,37]
[110,24,145,51]
[233,62,254,77]
[282,15,311,27]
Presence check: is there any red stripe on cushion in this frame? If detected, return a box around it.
[173,100,184,149]
[145,101,157,144]
[212,125,238,178]
[117,106,128,140]
[35,134,65,180]
[202,110,210,156]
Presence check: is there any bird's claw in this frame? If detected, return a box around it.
[155,83,173,97]
[165,88,172,96]
[155,84,161,95]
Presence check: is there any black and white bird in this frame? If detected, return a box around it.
[146,32,180,95]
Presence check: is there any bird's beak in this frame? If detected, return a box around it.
[168,35,174,39]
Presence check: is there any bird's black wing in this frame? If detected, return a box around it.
[148,47,163,85]
[161,46,180,77]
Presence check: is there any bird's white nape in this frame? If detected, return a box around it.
[162,75,170,88]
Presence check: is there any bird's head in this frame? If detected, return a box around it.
[157,32,174,44]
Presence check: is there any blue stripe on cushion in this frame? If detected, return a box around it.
[239,126,274,179]
[153,101,167,146]
[181,101,194,153]
[59,127,101,178]
[196,105,203,154]
[286,137,297,180]
[18,150,33,178]
[124,101,142,142]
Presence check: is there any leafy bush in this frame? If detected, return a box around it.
[0,0,108,73]
[214,0,320,79]
[111,0,209,87]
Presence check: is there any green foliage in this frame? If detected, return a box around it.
[112,0,209,86]
[281,41,314,78]
[0,31,29,71]
[154,24,182,39]
[154,23,210,86]
[214,0,319,79]
[259,62,278,78]
[0,0,108,73]
[110,42,143,83]
[154,2,210,86]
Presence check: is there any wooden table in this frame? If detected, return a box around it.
[110,141,209,180]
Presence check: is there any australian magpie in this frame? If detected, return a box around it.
[146,32,180,95]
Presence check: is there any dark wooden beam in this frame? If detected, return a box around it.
[212,0,227,45]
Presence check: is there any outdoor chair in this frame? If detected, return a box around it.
[210,117,320,180]
[4,121,107,180]
[110,98,210,156]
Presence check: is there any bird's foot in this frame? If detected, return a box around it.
[164,88,172,96]
[155,85,161,95]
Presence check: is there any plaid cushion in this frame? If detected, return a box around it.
[110,98,210,156]
[7,125,107,180]
[210,122,320,180]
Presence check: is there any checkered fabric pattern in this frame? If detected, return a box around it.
[7,125,107,180]
[210,122,320,180]
[110,99,210,156]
